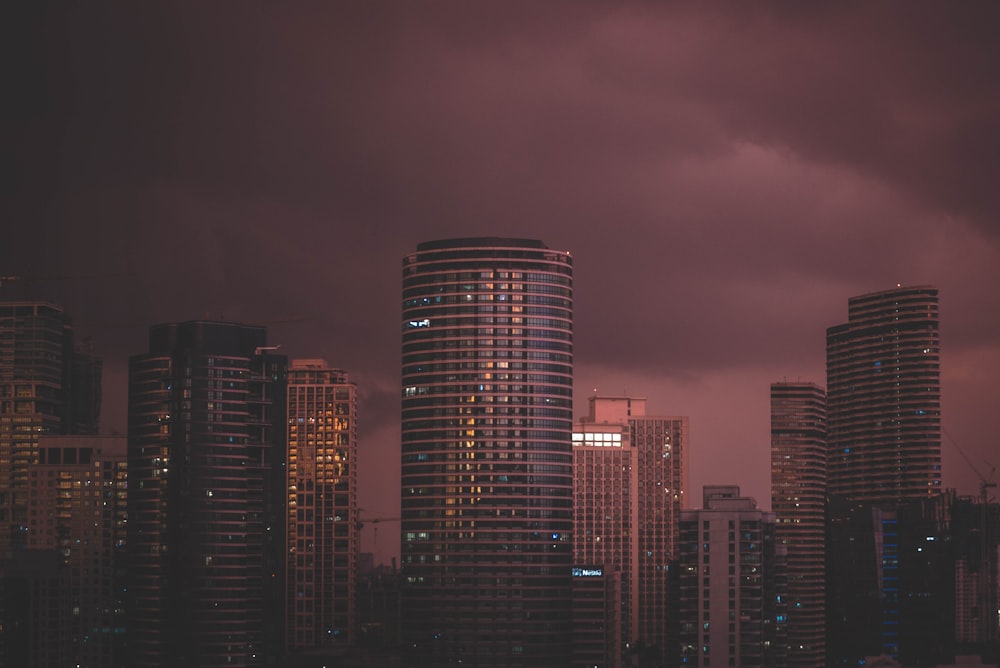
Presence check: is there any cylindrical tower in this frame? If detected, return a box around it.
[400,238,574,667]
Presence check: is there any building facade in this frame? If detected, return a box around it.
[573,395,688,666]
[826,286,941,504]
[679,486,785,668]
[26,435,127,667]
[571,565,620,668]
[770,382,825,667]
[127,321,287,667]
[285,359,358,653]
[400,238,574,666]
[0,301,101,557]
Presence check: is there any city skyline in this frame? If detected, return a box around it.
[5,3,1000,568]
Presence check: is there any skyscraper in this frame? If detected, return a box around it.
[678,486,786,668]
[573,395,688,666]
[400,237,574,666]
[826,285,941,504]
[285,359,358,654]
[770,382,825,668]
[825,286,942,665]
[0,301,101,556]
[127,321,287,667]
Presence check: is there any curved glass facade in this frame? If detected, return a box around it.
[127,322,286,667]
[826,286,941,504]
[400,238,574,667]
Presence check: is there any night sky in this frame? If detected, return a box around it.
[4,3,999,564]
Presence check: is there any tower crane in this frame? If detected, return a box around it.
[944,427,996,643]
[356,512,401,546]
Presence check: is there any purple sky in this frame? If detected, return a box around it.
[4,3,1000,564]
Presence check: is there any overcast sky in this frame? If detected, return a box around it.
[4,2,999,563]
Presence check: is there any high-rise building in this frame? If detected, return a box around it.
[678,486,786,668]
[0,301,101,556]
[285,359,358,654]
[400,237,574,666]
[770,382,825,668]
[25,435,127,667]
[826,285,941,504]
[573,395,688,666]
[127,321,287,667]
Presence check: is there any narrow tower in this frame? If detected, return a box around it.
[771,382,826,667]
[285,359,358,655]
[400,238,574,666]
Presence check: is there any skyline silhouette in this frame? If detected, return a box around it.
[4,3,999,568]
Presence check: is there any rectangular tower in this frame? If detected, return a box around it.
[0,301,101,556]
[127,321,287,667]
[678,486,785,668]
[770,382,825,668]
[285,359,358,654]
[826,286,940,503]
[572,396,688,666]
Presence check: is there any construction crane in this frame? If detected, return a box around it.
[944,427,997,643]
[0,272,134,293]
[356,513,401,546]
[945,427,997,503]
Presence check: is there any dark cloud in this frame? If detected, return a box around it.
[4,2,999,562]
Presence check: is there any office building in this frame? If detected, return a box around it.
[679,486,785,668]
[573,395,688,666]
[127,321,287,667]
[25,435,127,667]
[770,382,825,667]
[400,237,574,666]
[285,359,358,653]
[826,286,940,504]
[0,301,101,557]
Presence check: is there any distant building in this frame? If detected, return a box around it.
[285,359,358,654]
[571,565,620,668]
[0,301,102,557]
[400,238,575,666]
[0,548,60,667]
[679,486,786,668]
[826,491,1000,667]
[770,382,826,667]
[573,395,688,666]
[26,435,127,667]
[825,499,894,665]
[357,563,402,656]
[826,285,941,504]
[127,321,287,667]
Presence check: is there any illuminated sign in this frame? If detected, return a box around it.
[407,319,431,328]
[572,567,603,577]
